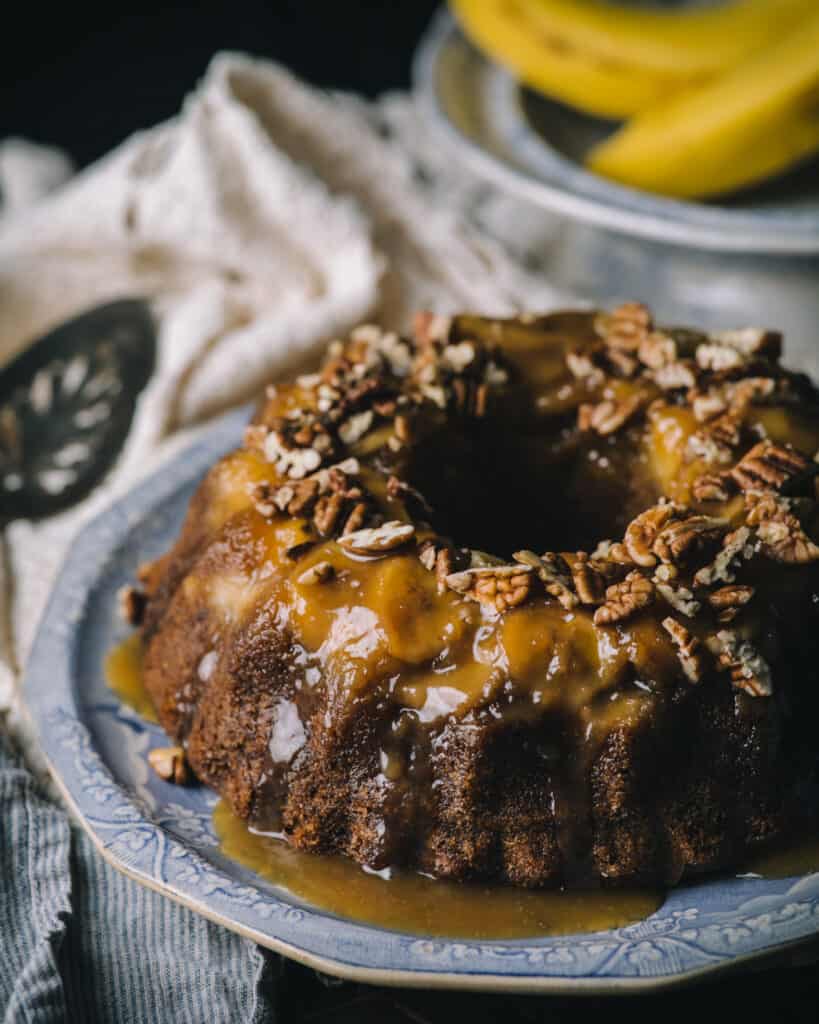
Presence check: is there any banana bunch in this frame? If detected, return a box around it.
[449,0,819,198]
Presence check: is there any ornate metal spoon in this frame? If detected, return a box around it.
[0,299,156,524]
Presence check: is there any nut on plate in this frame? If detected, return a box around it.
[148,746,189,785]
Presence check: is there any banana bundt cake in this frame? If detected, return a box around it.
[133,303,819,887]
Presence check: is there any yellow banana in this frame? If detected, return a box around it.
[519,0,813,77]
[449,0,814,119]
[586,14,819,199]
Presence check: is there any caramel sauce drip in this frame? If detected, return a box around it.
[104,633,157,723]
[213,800,662,938]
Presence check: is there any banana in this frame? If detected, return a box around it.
[449,0,814,119]
[586,14,819,199]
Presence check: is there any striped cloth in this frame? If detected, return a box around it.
[0,731,279,1023]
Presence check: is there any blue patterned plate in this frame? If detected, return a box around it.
[24,408,819,992]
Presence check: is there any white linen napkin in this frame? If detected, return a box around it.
[0,52,571,761]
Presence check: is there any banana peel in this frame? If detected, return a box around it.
[449,0,814,119]
[587,14,819,199]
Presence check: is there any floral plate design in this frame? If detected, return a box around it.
[24,407,819,992]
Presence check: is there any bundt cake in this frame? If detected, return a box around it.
[133,303,819,888]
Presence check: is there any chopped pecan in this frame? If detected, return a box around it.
[263,429,324,480]
[655,579,700,618]
[691,390,729,423]
[442,341,477,373]
[342,502,369,535]
[285,478,320,516]
[570,552,606,605]
[687,414,742,466]
[595,302,652,351]
[653,360,697,391]
[637,331,677,370]
[445,565,533,613]
[593,571,654,626]
[730,440,815,495]
[338,520,415,555]
[514,550,578,609]
[624,503,678,567]
[694,526,755,586]
[706,630,772,697]
[708,584,754,623]
[653,514,727,567]
[313,492,346,535]
[710,327,781,361]
[338,409,374,445]
[148,746,189,785]
[578,392,643,436]
[662,617,706,684]
[434,546,454,593]
[745,493,819,564]
[692,473,734,503]
[297,561,336,585]
[606,348,640,378]
[566,349,604,387]
[695,343,746,373]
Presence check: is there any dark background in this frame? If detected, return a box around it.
[1,2,440,168]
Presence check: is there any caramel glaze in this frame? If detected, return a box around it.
[105,642,814,935]
[105,632,157,723]
[138,310,819,888]
[213,800,662,938]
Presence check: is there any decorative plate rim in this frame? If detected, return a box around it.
[23,405,819,993]
[412,10,819,255]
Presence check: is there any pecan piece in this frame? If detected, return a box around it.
[342,502,369,535]
[595,302,652,351]
[445,565,533,613]
[692,473,734,503]
[285,478,320,516]
[637,331,677,370]
[593,571,654,626]
[148,746,189,785]
[578,392,643,436]
[662,617,706,684]
[655,578,700,618]
[730,440,815,495]
[313,492,346,535]
[745,493,819,564]
[624,503,678,567]
[653,514,727,567]
[653,360,697,391]
[570,552,606,605]
[566,349,604,387]
[687,414,742,466]
[514,550,578,609]
[338,521,415,555]
[710,327,781,361]
[297,561,336,586]
[706,630,772,697]
[693,526,755,586]
[708,584,754,623]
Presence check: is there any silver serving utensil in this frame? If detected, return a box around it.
[0,299,156,524]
